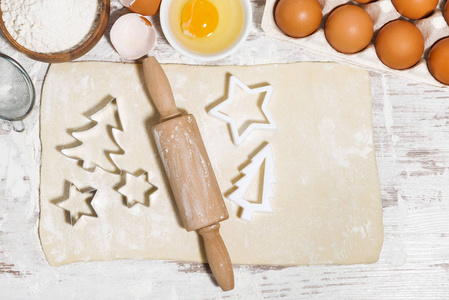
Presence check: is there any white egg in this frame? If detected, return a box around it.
[110,13,156,60]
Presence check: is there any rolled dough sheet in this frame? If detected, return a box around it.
[40,62,383,266]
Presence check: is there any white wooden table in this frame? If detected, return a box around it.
[1,1,448,298]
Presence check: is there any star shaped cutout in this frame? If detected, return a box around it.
[55,183,98,226]
[118,172,157,208]
[209,75,276,145]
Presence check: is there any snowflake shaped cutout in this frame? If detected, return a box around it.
[55,183,98,226]
[118,172,157,208]
[209,75,276,146]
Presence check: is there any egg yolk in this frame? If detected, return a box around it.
[181,0,219,38]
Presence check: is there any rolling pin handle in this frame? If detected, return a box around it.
[198,223,234,291]
[143,57,182,122]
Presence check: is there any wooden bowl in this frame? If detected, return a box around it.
[0,0,110,63]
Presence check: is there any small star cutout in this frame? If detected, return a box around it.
[209,75,276,146]
[56,183,98,226]
[118,172,157,208]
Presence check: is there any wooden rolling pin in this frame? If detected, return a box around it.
[143,57,234,291]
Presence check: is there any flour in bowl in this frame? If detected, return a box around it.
[1,0,101,54]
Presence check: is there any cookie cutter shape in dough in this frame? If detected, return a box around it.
[61,98,124,174]
[209,75,276,146]
[117,171,158,208]
[54,182,99,226]
[228,143,276,221]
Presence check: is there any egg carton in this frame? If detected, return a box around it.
[262,0,449,87]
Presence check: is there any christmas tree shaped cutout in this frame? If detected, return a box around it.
[61,98,124,174]
[228,144,276,221]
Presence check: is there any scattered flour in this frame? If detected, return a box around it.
[0,84,13,96]
[1,0,101,54]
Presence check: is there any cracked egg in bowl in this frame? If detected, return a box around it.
[160,0,252,61]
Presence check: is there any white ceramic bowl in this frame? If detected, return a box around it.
[159,0,252,61]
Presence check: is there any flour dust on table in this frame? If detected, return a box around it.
[40,62,383,266]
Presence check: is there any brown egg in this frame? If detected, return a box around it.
[275,0,322,38]
[325,5,373,54]
[445,1,449,25]
[375,20,424,70]
[121,0,161,16]
[428,37,449,85]
[353,0,377,3]
[391,0,438,19]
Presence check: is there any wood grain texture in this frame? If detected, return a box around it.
[0,0,448,299]
[145,57,233,290]
[152,115,229,231]
[143,57,181,122]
